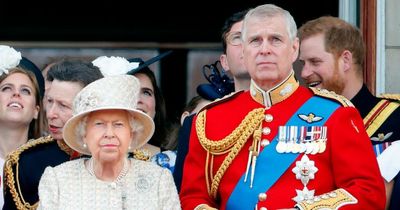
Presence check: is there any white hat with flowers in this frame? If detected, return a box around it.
[0,45,22,76]
[63,74,155,155]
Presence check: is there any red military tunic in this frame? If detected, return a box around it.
[180,72,385,210]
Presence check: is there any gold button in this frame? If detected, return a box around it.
[262,127,271,135]
[261,139,270,147]
[258,192,267,201]
[264,114,273,122]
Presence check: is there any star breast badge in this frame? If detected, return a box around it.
[292,154,318,185]
[292,154,319,202]
[293,186,315,203]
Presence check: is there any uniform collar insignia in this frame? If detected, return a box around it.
[298,113,323,123]
[250,70,299,107]
[371,132,393,142]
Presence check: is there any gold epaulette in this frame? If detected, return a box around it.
[364,96,400,137]
[3,135,54,210]
[198,90,243,113]
[295,188,358,210]
[5,135,54,164]
[379,93,400,102]
[309,87,354,107]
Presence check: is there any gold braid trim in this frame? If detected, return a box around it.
[56,140,75,156]
[295,188,357,210]
[196,108,265,154]
[4,135,54,210]
[379,93,400,101]
[363,99,400,137]
[196,108,265,198]
[309,87,354,107]
[205,151,211,195]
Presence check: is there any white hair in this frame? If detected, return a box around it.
[75,111,144,149]
[242,4,298,42]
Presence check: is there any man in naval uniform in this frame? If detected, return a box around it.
[180,4,385,210]
[298,16,400,210]
[2,59,103,210]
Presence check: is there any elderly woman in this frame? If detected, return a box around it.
[92,55,178,172]
[37,75,181,209]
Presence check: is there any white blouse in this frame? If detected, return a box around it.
[37,158,181,210]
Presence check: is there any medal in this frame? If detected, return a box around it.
[289,126,300,153]
[292,155,318,202]
[310,141,319,155]
[285,141,294,153]
[318,126,328,153]
[292,143,301,153]
[299,126,307,153]
[276,126,287,153]
[299,142,307,153]
[318,140,326,153]
[276,141,287,153]
[292,154,318,184]
[305,142,313,154]
[293,186,315,203]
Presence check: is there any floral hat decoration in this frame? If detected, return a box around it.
[0,45,45,98]
[92,56,140,76]
[92,51,173,76]
[64,52,172,155]
[0,45,22,76]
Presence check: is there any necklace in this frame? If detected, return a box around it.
[87,157,130,186]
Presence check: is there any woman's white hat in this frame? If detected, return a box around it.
[63,74,155,155]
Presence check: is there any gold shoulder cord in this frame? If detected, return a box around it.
[309,87,354,107]
[196,108,265,199]
[4,135,54,210]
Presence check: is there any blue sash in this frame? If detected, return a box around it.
[226,96,340,209]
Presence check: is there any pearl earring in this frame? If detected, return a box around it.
[83,143,87,148]
[128,145,132,150]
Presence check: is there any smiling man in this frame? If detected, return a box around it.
[2,59,103,210]
[298,16,400,210]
